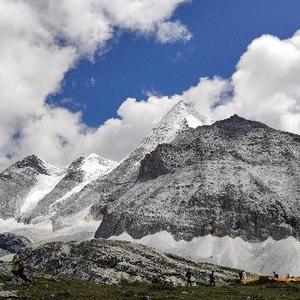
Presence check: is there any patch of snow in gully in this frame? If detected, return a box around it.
[53,154,117,206]
[20,173,64,214]
[110,231,300,276]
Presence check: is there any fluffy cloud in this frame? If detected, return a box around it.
[25,0,191,54]
[182,76,231,120]
[0,0,77,166]
[215,32,300,133]
[156,21,192,43]
[0,0,191,168]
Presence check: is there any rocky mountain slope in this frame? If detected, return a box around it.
[0,154,117,229]
[28,101,206,230]
[0,155,65,219]
[95,115,300,242]
[23,154,117,228]
[20,239,238,285]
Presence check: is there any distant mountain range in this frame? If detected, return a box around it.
[0,152,116,226]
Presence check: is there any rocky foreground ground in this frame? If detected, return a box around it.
[19,239,239,285]
[1,239,300,299]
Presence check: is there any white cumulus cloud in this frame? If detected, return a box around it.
[215,32,300,133]
[156,21,192,43]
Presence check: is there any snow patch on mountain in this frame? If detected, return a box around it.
[50,154,117,209]
[81,153,118,180]
[110,231,300,276]
[50,206,98,231]
[19,173,64,215]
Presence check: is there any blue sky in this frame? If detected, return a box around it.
[48,0,300,127]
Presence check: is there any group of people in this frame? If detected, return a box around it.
[185,269,252,286]
[185,269,216,286]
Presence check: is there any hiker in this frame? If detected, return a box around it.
[11,250,32,284]
[209,271,216,286]
[239,270,247,282]
[239,271,243,282]
[242,271,247,281]
[185,269,193,286]
[273,272,279,279]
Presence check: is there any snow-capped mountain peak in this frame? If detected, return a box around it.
[160,100,206,129]
[80,153,118,181]
[141,100,206,150]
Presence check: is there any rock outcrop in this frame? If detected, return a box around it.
[21,239,239,285]
[0,232,31,256]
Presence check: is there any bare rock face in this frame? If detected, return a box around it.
[95,115,300,242]
[21,239,239,285]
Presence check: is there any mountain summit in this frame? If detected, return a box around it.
[21,153,117,227]
[140,101,206,151]
[105,100,206,181]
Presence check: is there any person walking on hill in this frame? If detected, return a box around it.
[239,271,243,282]
[209,271,216,286]
[11,250,32,284]
[185,269,193,286]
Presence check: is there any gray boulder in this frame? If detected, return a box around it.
[0,232,31,254]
